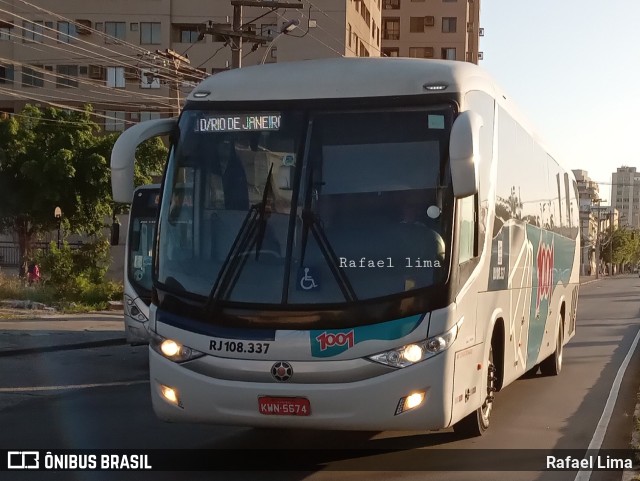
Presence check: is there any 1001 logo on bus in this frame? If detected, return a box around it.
[536,240,555,315]
[316,331,355,351]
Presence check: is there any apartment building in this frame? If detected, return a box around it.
[381,0,481,63]
[612,166,640,228]
[0,0,381,127]
[573,169,600,275]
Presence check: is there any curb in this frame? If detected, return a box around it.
[0,337,128,357]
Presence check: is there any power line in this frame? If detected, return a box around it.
[6,0,205,80]
[0,85,138,125]
[0,5,204,86]
[0,56,180,109]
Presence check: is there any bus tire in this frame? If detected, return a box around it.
[540,320,563,376]
[453,345,496,437]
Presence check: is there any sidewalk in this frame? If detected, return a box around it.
[0,308,125,354]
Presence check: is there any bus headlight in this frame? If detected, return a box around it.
[124,294,148,322]
[150,332,205,363]
[368,320,462,368]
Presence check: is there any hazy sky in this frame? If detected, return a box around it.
[479,0,640,204]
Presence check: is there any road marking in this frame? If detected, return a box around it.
[574,326,640,481]
[0,380,149,393]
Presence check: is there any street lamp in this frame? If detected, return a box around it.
[261,19,300,65]
[54,206,62,249]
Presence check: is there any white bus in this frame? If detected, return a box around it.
[111,58,580,436]
[123,184,160,345]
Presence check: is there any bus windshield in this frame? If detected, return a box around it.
[157,107,453,306]
[127,186,160,299]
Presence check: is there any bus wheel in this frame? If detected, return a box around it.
[540,320,563,376]
[453,346,497,437]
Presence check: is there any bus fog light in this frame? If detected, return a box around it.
[395,390,426,415]
[159,384,182,407]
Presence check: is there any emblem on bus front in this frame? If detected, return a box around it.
[271,361,293,382]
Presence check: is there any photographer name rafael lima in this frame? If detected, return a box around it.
[547,455,633,469]
[338,257,442,268]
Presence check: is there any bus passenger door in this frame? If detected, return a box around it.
[508,221,533,377]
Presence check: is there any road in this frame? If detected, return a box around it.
[0,276,639,481]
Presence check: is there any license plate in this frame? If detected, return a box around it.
[258,396,311,416]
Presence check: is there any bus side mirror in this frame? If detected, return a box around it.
[111,118,177,203]
[449,110,483,199]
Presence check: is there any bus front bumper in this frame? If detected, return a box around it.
[149,349,451,431]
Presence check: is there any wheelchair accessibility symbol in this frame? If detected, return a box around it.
[298,267,319,291]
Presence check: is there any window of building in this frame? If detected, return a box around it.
[56,65,79,87]
[57,21,77,43]
[180,26,199,43]
[22,65,44,87]
[105,111,125,131]
[442,17,457,33]
[140,22,161,45]
[0,64,14,84]
[140,112,161,122]
[23,21,43,42]
[382,18,400,40]
[261,24,277,39]
[409,46,434,58]
[360,40,369,57]
[105,22,126,42]
[410,17,426,33]
[441,47,456,60]
[107,66,125,88]
[383,0,400,9]
[0,25,13,41]
[347,23,352,48]
[382,47,399,57]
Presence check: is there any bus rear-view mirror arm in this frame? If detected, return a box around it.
[449,110,483,199]
[111,118,178,203]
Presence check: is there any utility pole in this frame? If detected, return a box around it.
[594,198,601,280]
[610,211,614,276]
[154,49,207,115]
[202,1,304,69]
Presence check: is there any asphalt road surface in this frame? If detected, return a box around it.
[1,276,639,481]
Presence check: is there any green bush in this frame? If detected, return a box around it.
[23,238,124,310]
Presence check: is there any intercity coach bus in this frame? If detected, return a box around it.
[111,58,580,436]
[122,184,160,345]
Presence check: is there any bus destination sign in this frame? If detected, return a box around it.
[197,114,281,133]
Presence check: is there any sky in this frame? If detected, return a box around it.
[479,0,640,205]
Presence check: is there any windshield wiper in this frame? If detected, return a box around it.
[253,163,275,260]
[205,165,276,313]
[299,167,357,302]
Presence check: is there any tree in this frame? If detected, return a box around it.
[0,105,167,274]
[600,227,640,272]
